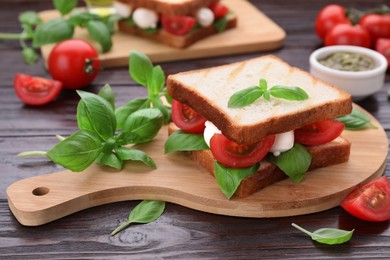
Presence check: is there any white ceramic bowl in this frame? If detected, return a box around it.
[310,45,388,101]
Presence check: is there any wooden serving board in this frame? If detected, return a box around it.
[39,0,286,68]
[7,106,388,226]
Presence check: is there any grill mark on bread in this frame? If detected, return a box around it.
[228,61,248,81]
[260,61,272,75]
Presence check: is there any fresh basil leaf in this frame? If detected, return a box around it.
[32,18,74,47]
[87,20,112,53]
[213,16,228,32]
[214,162,260,199]
[76,90,116,141]
[150,65,165,95]
[115,98,150,130]
[228,86,263,108]
[111,200,165,236]
[53,0,77,16]
[123,108,163,143]
[335,108,376,130]
[18,11,42,27]
[101,14,122,34]
[164,130,209,154]
[116,131,146,145]
[292,223,354,245]
[22,47,38,65]
[162,89,173,105]
[98,84,115,110]
[47,130,103,172]
[68,11,100,27]
[268,144,311,183]
[115,147,156,169]
[151,97,171,124]
[129,51,154,87]
[270,86,309,101]
[96,151,123,170]
[259,78,268,91]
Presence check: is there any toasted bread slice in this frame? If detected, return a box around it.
[167,55,352,144]
[168,123,351,198]
[118,13,237,48]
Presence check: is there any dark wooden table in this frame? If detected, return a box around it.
[1,0,390,259]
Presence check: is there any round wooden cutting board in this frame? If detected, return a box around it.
[7,106,388,226]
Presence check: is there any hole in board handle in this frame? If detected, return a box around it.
[32,187,50,196]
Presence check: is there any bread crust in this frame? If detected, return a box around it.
[168,123,351,198]
[118,14,237,48]
[117,0,220,16]
[167,55,353,143]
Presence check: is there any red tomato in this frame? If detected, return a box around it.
[325,23,371,48]
[14,74,62,106]
[209,2,229,19]
[161,15,196,36]
[315,4,350,40]
[48,39,100,90]
[294,119,344,146]
[171,99,207,134]
[210,134,275,168]
[341,176,390,222]
[359,14,390,47]
[375,38,390,69]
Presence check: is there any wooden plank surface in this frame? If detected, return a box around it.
[39,0,286,67]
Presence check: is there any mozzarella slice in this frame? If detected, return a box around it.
[132,8,158,29]
[269,131,295,156]
[203,121,221,147]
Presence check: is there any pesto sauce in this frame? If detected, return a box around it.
[318,51,376,72]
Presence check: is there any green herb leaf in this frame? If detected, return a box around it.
[86,20,112,53]
[213,16,228,32]
[76,90,116,141]
[129,51,154,87]
[123,108,163,143]
[47,130,103,172]
[22,47,38,65]
[335,108,377,130]
[68,11,100,27]
[101,14,122,34]
[150,65,165,95]
[115,147,157,169]
[269,86,309,101]
[96,152,123,170]
[115,98,150,130]
[227,86,263,108]
[53,0,77,16]
[291,223,354,245]
[111,200,165,236]
[18,11,42,27]
[151,97,171,124]
[268,144,311,183]
[32,18,74,47]
[98,84,116,110]
[164,130,209,154]
[214,162,260,199]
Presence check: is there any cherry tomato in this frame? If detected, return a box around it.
[294,119,345,146]
[171,99,207,134]
[210,134,275,168]
[359,14,390,47]
[341,176,390,222]
[376,38,390,69]
[161,15,196,36]
[14,74,62,106]
[209,2,229,19]
[48,39,100,90]
[315,4,350,40]
[324,23,371,48]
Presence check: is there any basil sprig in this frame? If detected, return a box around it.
[164,130,209,154]
[111,200,166,236]
[335,108,377,130]
[115,51,172,128]
[228,79,309,108]
[292,223,354,245]
[18,84,163,171]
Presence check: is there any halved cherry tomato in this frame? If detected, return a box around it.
[209,2,229,19]
[325,23,371,48]
[14,74,62,106]
[376,38,390,69]
[294,119,345,146]
[210,134,275,168]
[359,14,390,47]
[171,99,207,134]
[341,176,390,222]
[315,4,350,40]
[161,15,196,36]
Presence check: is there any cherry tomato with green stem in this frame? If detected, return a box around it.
[315,4,350,40]
[324,23,371,48]
[359,14,390,47]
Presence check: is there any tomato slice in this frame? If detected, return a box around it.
[341,176,390,222]
[210,134,275,168]
[209,2,229,19]
[161,15,196,36]
[294,119,344,146]
[171,99,207,134]
[14,74,62,106]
